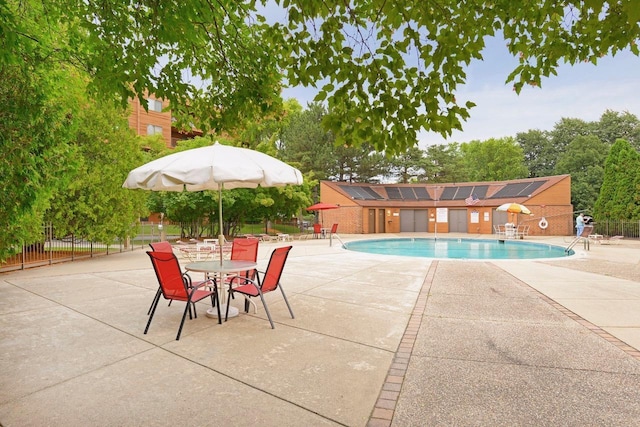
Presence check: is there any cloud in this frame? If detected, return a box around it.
[420,51,640,146]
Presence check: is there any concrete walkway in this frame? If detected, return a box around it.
[1,235,640,426]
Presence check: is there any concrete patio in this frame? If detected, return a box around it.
[1,234,640,426]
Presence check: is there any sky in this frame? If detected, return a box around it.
[281,36,640,149]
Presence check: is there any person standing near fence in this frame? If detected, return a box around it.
[575,212,585,237]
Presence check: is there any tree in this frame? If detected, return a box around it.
[0,64,80,261]
[595,110,640,150]
[459,138,529,182]
[593,139,640,220]
[4,1,639,155]
[47,99,149,242]
[349,145,389,183]
[388,147,428,183]
[555,135,609,212]
[423,143,466,183]
[516,130,556,178]
[548,118,595,157]
[279,103,336,180]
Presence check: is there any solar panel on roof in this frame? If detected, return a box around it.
[439,187,457,200]
[519,180,546,195]
[472,185,489,198]
[399,187,417,199]
[490,182,532,198]
[454,186,473,200]
[386,187,402,199]
[360,186,384,199]
[339,185,377,200]
[414,187,432,200]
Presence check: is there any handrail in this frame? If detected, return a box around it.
[565,236,582,253]
[329,233,344,247]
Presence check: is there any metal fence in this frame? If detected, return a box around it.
[0,222,168,273]
[2,219,637,273]
[592,219,640,239]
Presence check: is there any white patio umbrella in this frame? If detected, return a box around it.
[123,142,303,263]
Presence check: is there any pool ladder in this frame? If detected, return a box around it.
[565,236,590,252]
[566,226,594,252]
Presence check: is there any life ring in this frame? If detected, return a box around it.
[538,217,548,229]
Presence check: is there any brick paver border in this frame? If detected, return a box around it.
[367,261,438,427]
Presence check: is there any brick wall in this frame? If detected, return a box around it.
[128,95,173,147]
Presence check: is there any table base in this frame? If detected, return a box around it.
[206,304,238,318]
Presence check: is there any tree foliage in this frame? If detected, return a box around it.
[593,139,640,220]
[516,130,556,178]
[422,143,466,183]
[459,138,529,182]
[0,64,80,260]
[595,110,640,149]
[387,147,428,183]
[554,135,609,212]
[279,103,336,180]
[4,0,639,155]
[47,100,149,242]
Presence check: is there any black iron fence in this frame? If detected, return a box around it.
[0,222,168,273]
[2,219,637,273]
[592,219,640,239]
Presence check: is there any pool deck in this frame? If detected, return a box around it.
[2,234,640,426]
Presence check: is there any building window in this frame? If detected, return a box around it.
[147,98,163,112]
[147,124,163,135]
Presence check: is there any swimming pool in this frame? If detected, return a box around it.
[343,238,573,260]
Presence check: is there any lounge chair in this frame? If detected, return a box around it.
[600,235,624,245]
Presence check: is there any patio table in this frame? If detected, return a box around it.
[185,260,257,319]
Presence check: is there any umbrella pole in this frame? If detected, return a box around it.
[218,186,224,265]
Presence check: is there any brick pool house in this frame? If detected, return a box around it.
[315,175,574,237]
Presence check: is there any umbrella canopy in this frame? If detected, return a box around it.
[123,142,303,191]
[306,202,339,226]
[123,142,303,262]
[496,202,532,215]
[306,202,339,211]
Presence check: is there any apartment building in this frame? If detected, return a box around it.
[128,95,201,148]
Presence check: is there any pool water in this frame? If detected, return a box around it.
[343,238,573,260]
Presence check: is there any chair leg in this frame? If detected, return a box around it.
[144,294,161,335]
[147,288,161,315]
[214,286,222,324]
[211,278,218,306]
[257,291,275,329]
[278,284,295,319]
[187,303,194,320]
[176,300,191,340]
[224,289,232,321]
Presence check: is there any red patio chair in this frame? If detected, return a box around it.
[225,246,294,328]
[313,223,322,239]
[147,240,206,313]
[147,241,176,314]
[226,238,260,297]
[145,251,221,340]
[149,241,173,253]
